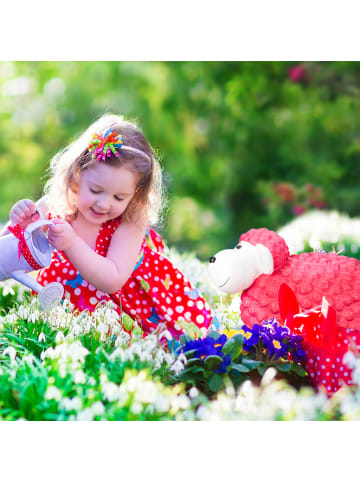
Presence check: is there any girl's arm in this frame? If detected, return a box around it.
[48,220,146,294]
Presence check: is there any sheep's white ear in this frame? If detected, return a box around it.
[255,244,274,275]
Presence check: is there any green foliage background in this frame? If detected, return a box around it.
[1,61,360,259]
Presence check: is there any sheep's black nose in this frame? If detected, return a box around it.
[209,256,216,263]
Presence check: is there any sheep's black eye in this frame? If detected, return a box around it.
[236,244,242,249]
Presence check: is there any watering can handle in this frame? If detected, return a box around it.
[24,210,54,237]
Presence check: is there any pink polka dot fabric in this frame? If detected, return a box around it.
[37,217,213,340]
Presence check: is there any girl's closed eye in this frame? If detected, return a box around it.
[89,186,123,201]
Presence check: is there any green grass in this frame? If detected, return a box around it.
[1,234,360,420]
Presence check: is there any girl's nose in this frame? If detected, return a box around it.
[96,196,111,211]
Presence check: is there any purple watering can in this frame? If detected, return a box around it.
[0,215,64,310]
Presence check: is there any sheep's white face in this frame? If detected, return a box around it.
[208,241,274,294]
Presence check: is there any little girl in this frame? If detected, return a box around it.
[7,114,213,342]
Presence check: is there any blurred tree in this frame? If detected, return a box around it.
[1,61,360,259]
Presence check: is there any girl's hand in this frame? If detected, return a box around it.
[9,199,40,229]
[48,219,77,252]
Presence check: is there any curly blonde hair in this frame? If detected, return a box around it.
[44,113,165,227]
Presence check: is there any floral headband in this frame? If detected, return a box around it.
[88,128,151,162]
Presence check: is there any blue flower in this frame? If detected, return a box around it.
[182,334,227,359]
[181,334,230,373]
[240,325,260,351]
[215,354,232,374]
[240,318,306,362]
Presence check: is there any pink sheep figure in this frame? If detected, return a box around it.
[208,228,360,331]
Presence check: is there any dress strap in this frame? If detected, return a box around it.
[95,217,122,256]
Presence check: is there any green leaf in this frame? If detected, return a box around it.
[223,334,244,359]
[291,363,308,377]
[179,334,191,345]
[186,358,202,367]
[230,363,251,373]
[231,333,245,345]
[183,365,204,375]
[208,374,223,393]
[256,363,267,376]
[242,358,262,370]
[183,349,197,359]
[276,362,291,373]
[207,330,221,340]
[204,355,223,370]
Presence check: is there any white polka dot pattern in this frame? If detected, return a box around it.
[36,217,213,341]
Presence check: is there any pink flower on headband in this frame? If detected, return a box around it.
[88,129,124,161]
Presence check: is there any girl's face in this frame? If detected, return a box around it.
[76,162,138,225]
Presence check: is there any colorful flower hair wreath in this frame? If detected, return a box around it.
[88,128,151,163]
[88,129,124,161]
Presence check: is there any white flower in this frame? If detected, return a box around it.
[4,313,17,324]
[189,387,199,398]
[160,330,173,341]
[170,394,190,412]
[278,210,360,255]
[343,351,356,370]
[91,401,105,417]
[17,305,30,319]
[261,367,277,387]
[3,346,17,362]
[55,331,65,344]
[170,358,185,376]
[38,332,46,343]
[45,385,62,401]
[154,396,170,413]
[135,381,158,404]
[76,408,95,421]
[130,402,143,414]
[60,396,83,412]
[73,370,86,384]
[102,381,119,402]
[2,282,15,296]
[28,311,40,323]
[22,353,36,365]
[196,405,212,421]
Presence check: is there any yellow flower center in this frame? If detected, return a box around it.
[272,340,281,349]
[222,329,242,338]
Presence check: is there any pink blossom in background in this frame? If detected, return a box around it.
[292,205,306,216]
[288,65,306,83]
[311,201,327,209]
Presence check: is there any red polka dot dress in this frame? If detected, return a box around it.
[37,217,213,340]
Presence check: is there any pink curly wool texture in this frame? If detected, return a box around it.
[240,228,289,271]
[239,229,360,330]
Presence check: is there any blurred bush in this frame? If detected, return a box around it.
[1,61,360,259]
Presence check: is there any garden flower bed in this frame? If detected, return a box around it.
[1,210,360,421]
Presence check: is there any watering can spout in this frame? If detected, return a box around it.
[10,270,64,311]
[11,270,45,293]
